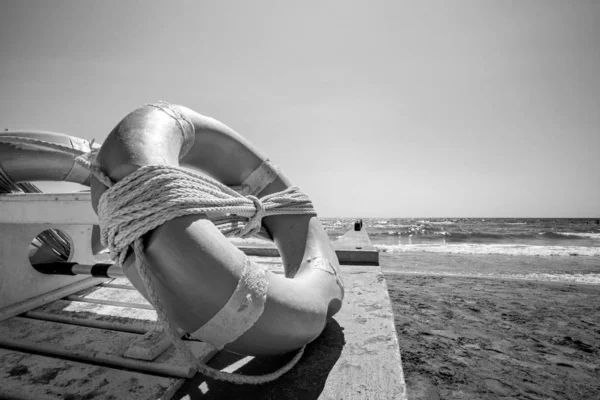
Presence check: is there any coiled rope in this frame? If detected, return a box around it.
[75,155,316,384]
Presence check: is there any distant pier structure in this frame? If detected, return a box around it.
[354,219,364,231]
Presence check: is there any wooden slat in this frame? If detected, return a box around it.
[100,282,138,290]
[250,256,285,274]
[247,255,283,264]
[0,274,106,323]
[0,317,216,378]
[24,299,157,334]
[124,328,186,361]
[65,295,155,310]
[70,285,151,305]
[106,277,135,287]
[0,348,183,400]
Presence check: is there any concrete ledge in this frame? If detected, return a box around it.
[333,228,379,265]
[333,248,379,266]
[238,228,380,266]
[237,245,380,266]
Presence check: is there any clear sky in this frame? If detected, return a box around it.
[1,1,599,218]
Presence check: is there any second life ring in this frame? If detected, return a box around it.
[0,130,99,186]
[85,102,345,360]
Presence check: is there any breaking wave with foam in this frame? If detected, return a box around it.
[384,270,600,285]
[550,232,600,240]
[375,243,600,257]
[323,217,600,284]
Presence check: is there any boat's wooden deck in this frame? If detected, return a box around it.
[1,247,406,399]
[0,273,210,399]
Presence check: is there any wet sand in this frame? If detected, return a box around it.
[384,273,600,400]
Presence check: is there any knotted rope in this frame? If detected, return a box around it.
[75,155,315,384]
[93,164,315,266]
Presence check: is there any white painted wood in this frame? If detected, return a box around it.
[24,298,157,334]
[69,285,152,306]
[0,192,98,224]
[0,221,101,321]
[100,282,138,290]
[107,277,135,287]
[0,276,105,322]
[64,295,155,310]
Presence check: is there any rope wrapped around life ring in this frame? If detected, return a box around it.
[75,155,315,384]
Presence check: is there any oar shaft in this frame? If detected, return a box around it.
[33,262,124,278]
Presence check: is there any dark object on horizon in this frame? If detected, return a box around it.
[354,219,364,231]
[596,220,599,225]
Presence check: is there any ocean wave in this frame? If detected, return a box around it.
[385,270,600,284]
[375,243,600,257]
[371,224,415,229]
[369,223,450,236]
[370,230,450,237]
[550,232,600,240]
[368,229,600,241]
[501,273,600,284]
[417,220,455,225]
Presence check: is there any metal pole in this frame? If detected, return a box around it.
[32,262,125,278]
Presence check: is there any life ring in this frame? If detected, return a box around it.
[0,130,98,186]
[88,102,344,357]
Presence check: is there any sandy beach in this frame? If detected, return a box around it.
[384,272,600,399]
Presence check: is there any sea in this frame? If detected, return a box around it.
[321,217,600,285]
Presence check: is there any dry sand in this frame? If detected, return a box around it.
[385,273,600,400]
